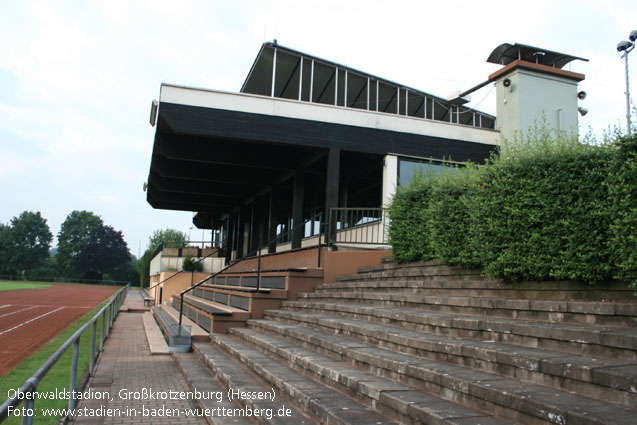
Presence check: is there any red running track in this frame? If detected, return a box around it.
[0,284,120,377]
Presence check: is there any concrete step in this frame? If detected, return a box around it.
[183,294,234,316]
[294,293,637,327]
[229,327,514,425]
[142,312,170,355]
[172,296,249,334]
[200,337,398,425]
[343,262,485,280]
[173,352,255,425]
[271,303,637,361]
[163,302,209,341]
[151,305,191,351]
[321,278,634,301]
[248,318,637,408]
[332,261,634,301]
[237,321,637,425]
[191,342,316,425]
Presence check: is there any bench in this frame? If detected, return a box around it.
[142,288,154,306]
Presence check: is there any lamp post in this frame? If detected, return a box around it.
[617,30,637,135]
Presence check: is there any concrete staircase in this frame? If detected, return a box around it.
[168,268,323,334]
[173,259,637,425]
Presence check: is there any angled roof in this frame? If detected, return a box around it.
[487,43,588,69]
[240,42,495,129]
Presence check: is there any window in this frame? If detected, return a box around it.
[397,158,457,186]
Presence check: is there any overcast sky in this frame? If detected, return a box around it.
[1,0,635,256]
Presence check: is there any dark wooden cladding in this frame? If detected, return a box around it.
[157,102,496,163]
[147,100,497,229]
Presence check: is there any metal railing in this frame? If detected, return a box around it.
[327,208,389,246]
[147,247,222,301]
[177,212,325,327]
[0,284,130,425]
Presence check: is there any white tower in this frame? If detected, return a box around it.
[486,43,588,142]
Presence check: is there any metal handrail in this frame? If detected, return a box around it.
[327,207,389,246]
[177,212,325,327]
[0,284,130,425]
[147,247,221,294]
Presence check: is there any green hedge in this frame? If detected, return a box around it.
[388,172,434,263]
[388,133,637,285]
[608,135,637,282]
[427,167,482,267]
[472,149,615,282]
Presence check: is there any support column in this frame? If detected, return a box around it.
[260,205,268,251]
[291,172,305,249]
[325,148,340,245]
[237,209,245,259]
[268,187,279,253]
[225,215,234,263]
[250,201,260,255]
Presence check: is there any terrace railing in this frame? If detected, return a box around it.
[177,212,325,328]
[146,247,221,303]
[327,207,389,246]
[0,284,130,425]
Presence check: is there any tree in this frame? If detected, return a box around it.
[74,225,131,280]
[57,210,103,276]
[0,222,15,275]
[9,211,53,275]
[57,211,132,281]
[148,228,188,250]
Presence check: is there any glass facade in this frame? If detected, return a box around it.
[398,158,456,186]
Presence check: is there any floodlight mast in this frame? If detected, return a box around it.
[617,32,636,135]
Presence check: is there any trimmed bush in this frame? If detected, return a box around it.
[388,171,434,263]
[471,148,615,282]
[608,135,637,284]
[428,166,482,267]
[182,256,202,272]
[388,129,636,285]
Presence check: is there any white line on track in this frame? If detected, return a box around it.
[0,307,65,336]
[0,305,11,309]
[0,306,38,318]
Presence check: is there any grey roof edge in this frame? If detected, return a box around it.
[487,43,589,69]
[241,41,496,119]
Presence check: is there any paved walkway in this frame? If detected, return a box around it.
[75,293,206,425]
[120,288,150,312]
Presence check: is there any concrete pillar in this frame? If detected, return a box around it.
[292,172,305,249]
[325,148,340,245]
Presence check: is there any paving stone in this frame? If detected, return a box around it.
[75,312,207,425]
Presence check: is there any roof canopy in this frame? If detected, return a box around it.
[487,43,588,69]
[241,42,495,129]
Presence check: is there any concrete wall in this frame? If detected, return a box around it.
[152,271,210,306]
[159,256,225,274]
[496,68,580,142]
[150,251,225,276]
[322,249,390,283]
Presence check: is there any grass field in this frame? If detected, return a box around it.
[0,288,124,425]
[0,281,51,291]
